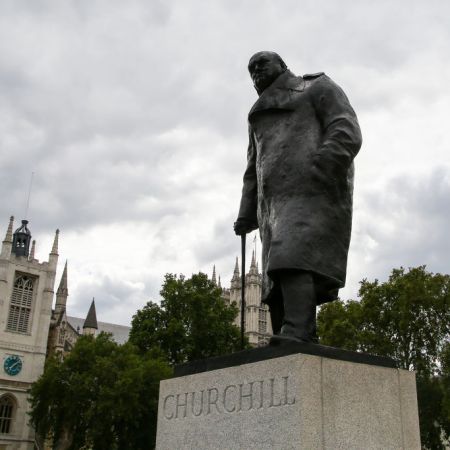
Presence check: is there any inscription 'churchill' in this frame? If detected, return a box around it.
[163,375,295,420]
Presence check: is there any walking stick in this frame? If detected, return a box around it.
[240,234,246,350]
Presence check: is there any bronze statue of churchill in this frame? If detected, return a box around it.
[234,51,362,344]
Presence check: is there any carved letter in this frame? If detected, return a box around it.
[223,385,237,413]
[238,381,255,412]
[257,380,264,409]
[269,378,282,407]
[163,394,175,420]
[282,376,296,405]
[191,390,205,417]
[176,392,188,419]
[207,387,221,414]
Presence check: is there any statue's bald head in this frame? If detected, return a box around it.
[248,51,287,94]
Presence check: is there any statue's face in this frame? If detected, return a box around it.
[248,52,285,94]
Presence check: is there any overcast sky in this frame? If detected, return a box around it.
[1,0,449,326]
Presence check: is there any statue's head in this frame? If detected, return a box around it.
[248,51,287,95]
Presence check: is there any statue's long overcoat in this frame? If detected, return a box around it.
[238,70,362,304]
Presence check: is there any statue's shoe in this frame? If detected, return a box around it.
[269,332,318,346]
[269,334,308,346]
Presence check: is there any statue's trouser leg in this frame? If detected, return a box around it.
[266,280,284,335]
[279,271,317,342]
[268,299,283,335]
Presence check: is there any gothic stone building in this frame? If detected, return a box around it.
[0,217,59,450]
[0,217,129,450]
[219,252,273,347]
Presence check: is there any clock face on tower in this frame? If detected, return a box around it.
[4,355,22,376]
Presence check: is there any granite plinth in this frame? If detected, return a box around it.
[174,341,397,377]
[156,345,420,450]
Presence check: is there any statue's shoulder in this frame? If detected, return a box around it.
[302,72,327,90]
[302,72,343,95]
[302,72,325,80]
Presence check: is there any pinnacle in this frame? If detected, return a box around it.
[29,240,36,260]
[83,298,98,330]
[57,260,68,295]
[231,257,241,283]
[51,229,59,255]
[234,257,240,274]
[251,250,256,268]
[3,216,14,243]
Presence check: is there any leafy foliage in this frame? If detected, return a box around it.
[441,343,450,439]
[29,333,171,450]
[316,299,362,352]
[129,272,244,365]
[318,266,450,449]
[30,272,244,449]
[416,374,448,450]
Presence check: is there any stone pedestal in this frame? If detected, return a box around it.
[156,343,421,450]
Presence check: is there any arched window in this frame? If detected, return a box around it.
[0,395,15,434]
[6,274,35,333]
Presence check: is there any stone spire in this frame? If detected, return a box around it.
[212,265,217,285]
[231,257,240,289]
[12,219,32,257]
[29,240,36,260]
[3,216,13,244]
[1,216,14,258]
[48,229,59,270]
[249,250,258,275]
[51,229,59,255]
[55,261,68,315]
[246,250,261,290]
[218,275,222,289]
[232,257,239,277]
[83,298,98,335]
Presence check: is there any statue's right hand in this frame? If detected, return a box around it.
[233,218,257,236]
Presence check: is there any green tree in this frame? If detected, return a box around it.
[29,333,171,450]
[317,266,450,449]
[441,343,450,439]
[316,299,362,352]
[129,272,244,364]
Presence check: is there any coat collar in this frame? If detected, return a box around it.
[248,70,304,117]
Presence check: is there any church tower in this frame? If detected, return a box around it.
[219,254,272,347]
[0,217,60,449]
[241,251,272,346]
[47,261,76,358]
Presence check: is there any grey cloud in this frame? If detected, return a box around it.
[68,271,160,325]
[195,213,240,266]
[1,0,450,324]
[348,166,450,293]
